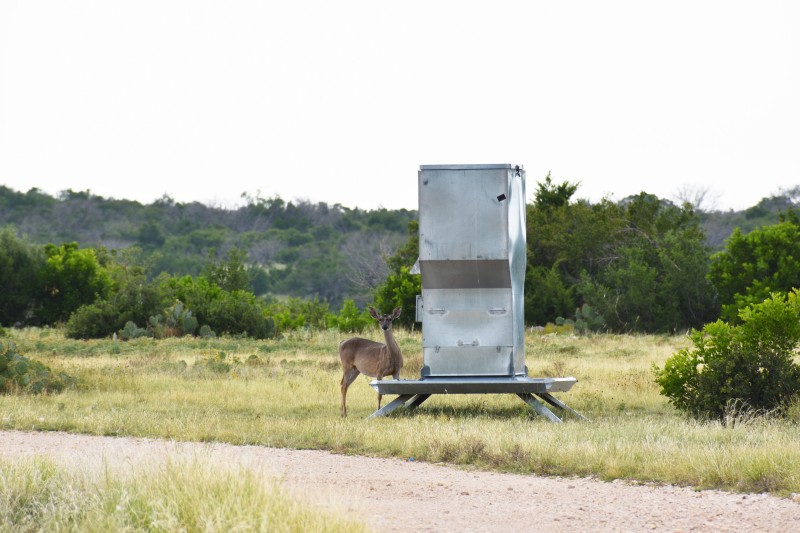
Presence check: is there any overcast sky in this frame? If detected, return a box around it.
[1,1,798,212]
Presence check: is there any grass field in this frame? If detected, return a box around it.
[2,327,799,498]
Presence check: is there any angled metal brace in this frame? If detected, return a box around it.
[367,394,417,419]
[404,394,431,410]
[537,392,588,421]
[367,394,432,418]
[517,393,563,422]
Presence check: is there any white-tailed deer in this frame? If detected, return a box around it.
[339,306,403,417]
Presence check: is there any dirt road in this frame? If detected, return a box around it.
[1,430,798,532]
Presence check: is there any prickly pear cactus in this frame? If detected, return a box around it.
[0,339,76,394]
[182,315,198,335]
[157,300,198,337]
[199,325,216,339]
[576,303,605,333]
[121,321,150,340]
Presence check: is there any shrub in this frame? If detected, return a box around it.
[0,339,76,394]
[327,299,373,332]
[265,296,329,332]
[202,352,237,373]
[372,219,420,329]
[654,290,800,420]
[65,300,119,339]
[372,266,420,329]
[543,321,575,335]
[206,290,275,339]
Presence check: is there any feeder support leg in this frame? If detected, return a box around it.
[537,392,588,421]
[367,394,416,419]
[517,393,563,423]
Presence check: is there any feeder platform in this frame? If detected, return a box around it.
[368,376,586,422]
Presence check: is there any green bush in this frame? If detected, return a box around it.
[372,219,420,329]
[0,339,76,394]
[372,266,420,329]
[327,299,372,332]
[265,296,329,332]
[654,290,800,420]
[202,352,237,373]
[65,300,119,339]
[206,290,275,339]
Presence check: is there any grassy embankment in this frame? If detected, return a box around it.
[1,327,799,497]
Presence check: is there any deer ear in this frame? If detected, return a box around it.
[392,307,402,319]
[368,306,379,318]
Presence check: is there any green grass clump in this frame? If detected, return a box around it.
[0,457,366,532]
[1,327,799,495]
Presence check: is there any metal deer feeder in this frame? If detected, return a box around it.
[369,164,585,421]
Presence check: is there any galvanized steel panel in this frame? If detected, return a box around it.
[419,167,510,263]
[417,164,527,377]
[421,288,512,348]
[421,346,514,376]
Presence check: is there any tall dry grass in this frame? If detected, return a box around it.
[0,456,366,532]
[1,327,799,495]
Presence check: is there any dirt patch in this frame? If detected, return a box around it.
[1,430,799,532]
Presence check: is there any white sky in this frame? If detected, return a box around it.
[1,1,799,212]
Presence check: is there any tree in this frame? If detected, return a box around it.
[524,265,573,327]
[201,248,250,292]
[533,172,579,210]
[136,219,166,249]
[37,243,112,324]
[0,185,418,308]
[372,220,420,328]
[526,177,717,332]
[578,194,717,332]
[373,266,420,329]
[708,218,800,322]
[0,228,44,326]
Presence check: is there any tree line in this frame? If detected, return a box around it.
[2,180,800,338]
[0,186,416,309]
[375,175,800,334]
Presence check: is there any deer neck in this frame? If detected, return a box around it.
[382,327,402,363]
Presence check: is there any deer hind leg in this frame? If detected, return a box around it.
[340,367,360,418]
[375,374,384,411]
